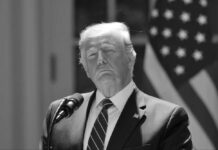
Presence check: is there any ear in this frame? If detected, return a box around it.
[79,57,90,79]
[86,70,91,78]
[82,63,91,78]
[128,56,135,71]
[127,50,136,68]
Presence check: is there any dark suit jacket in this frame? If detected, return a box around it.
[40,88,192,150]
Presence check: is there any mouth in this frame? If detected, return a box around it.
[96,69,113,77]
[98,69,112,74]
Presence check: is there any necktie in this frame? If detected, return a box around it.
[87,99,113,150]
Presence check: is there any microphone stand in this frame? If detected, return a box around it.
[47,98,67,150]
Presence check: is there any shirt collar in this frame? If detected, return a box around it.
[95,80,136,111]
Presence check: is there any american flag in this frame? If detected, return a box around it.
[145,0,218,149]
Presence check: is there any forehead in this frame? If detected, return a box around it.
[82,33,124,49]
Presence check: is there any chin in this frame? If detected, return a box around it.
[94,75,116,84]
[97,76,114,82]
[95,71,114,79]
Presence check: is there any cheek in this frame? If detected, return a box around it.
[112,56,129,75]
[86,59,97,76]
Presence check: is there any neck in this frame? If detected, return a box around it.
[96,78,131,98]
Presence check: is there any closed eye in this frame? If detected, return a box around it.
[102,46,116,53]
[87,48,97,59]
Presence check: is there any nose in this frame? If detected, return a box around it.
[97,50,105,65]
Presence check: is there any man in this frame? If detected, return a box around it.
[40,22,193,150]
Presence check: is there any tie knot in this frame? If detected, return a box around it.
[102,99,113,109]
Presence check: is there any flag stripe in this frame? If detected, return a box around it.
[135,69,159,98]
[179,83,218,149]
[206,61,218,90]
[144,43,215,149]
[190,70,218,127]
[134,47,159,98]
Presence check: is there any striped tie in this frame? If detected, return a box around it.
[87,99,113,150]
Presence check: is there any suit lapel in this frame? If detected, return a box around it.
[80,90,97,149]
[107,89,147,150]
[84,90,97,127]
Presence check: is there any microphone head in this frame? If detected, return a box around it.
[65,93,84,110]
[55,93,84,123]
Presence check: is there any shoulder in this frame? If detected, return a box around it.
[136,89,179,110]
[48,91,95,113]
[136,89,188,124]
[48,90,95,113]
[136,90,190,143]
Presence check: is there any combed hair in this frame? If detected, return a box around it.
[79,22,131,49]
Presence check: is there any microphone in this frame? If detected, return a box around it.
[55,93,84,123]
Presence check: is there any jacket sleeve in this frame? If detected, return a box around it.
[160,106,193,150]
[39,99,64,150]
[39,103,53,150]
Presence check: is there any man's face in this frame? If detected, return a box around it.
[82,34,131,88]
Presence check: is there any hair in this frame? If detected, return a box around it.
[78,22,136,76]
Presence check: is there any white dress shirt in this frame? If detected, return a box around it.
[83,81,136,150]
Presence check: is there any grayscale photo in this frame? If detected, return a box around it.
[1,0,218,150]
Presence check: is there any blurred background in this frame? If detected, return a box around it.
[0,0,217,149]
